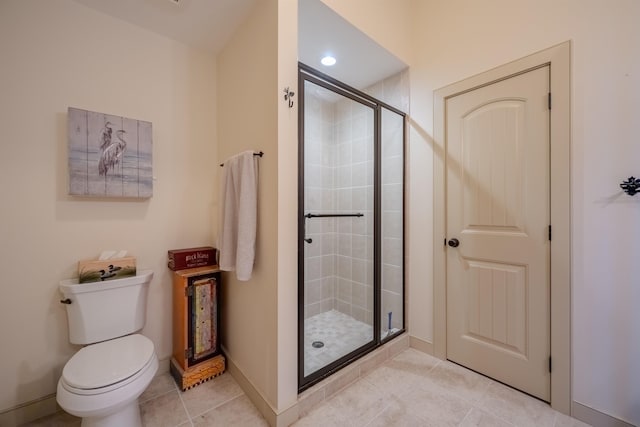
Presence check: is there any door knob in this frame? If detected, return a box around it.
[447,238,460,248]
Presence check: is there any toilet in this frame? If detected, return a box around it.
[57,270,158,427]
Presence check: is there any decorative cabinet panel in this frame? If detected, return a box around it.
[170,266,225,390]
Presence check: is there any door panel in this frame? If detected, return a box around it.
[446,66,550,401]
[464,259,527,356]
[462,100,524,231]
[301,79,376,380]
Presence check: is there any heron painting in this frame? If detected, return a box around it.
[68,107,152,198]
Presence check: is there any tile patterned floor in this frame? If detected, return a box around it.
[25,348,591,427]
[304,310,372,376]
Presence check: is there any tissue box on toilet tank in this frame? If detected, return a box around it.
[78,257,137,283]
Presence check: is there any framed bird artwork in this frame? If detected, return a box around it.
[67,107,153,198]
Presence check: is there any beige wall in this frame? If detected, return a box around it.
[0,0,217,414]
[409,1,639,424]
[216,0,282,412]
[276,0,300,411]
[217,0,299,415]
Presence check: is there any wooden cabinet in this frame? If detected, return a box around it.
[170,266,225,390]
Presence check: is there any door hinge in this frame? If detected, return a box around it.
[185,348,193,359]
[185,285,193,297]
[548,225,552,241]
[548,92,552,110]
[548,356,552,373]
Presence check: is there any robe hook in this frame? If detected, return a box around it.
[284,87,295,108]
[620,176,640,196]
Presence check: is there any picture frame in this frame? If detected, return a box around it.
[67,107,153,198]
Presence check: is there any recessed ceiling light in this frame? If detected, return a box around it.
[321,56,336,66]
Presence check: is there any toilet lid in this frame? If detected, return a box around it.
[62,334,154,390]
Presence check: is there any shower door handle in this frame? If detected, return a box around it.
[303,213,364,243]
[302,214,313,244]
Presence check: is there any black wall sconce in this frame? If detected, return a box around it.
[620,176,640,196]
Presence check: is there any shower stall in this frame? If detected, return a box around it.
[298,64,406,391]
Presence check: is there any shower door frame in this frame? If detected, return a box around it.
[297,63,407,392]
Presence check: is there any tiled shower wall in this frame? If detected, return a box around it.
[304,70,408,331]
[304,91,337,318]
[333,99,375,325]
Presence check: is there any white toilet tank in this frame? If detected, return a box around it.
[59,270,154,345]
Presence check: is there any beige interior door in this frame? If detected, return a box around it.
[445,65,551,401]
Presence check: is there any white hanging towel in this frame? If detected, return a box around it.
[217,151,258,281]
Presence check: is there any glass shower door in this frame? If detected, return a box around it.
[300,78,376,382]
[380,107,405,341]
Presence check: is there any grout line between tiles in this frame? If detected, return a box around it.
[139,385,178,404]
[475,404,518,427]
[456,406,474,427]
[175,388,195,427]
[184,392,245,421]
[361,400,392,427]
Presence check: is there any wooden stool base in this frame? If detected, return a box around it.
[169,354,226,391]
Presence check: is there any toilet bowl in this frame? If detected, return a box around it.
[57,271,157,427]
[57,334,158,427]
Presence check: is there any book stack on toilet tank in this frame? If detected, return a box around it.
[167,246,225,391]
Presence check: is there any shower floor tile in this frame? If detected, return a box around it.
[304,310,373,376]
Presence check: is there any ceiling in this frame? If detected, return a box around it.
[298,0,407,90]
[72,0,258,54]
[73,0,407,90]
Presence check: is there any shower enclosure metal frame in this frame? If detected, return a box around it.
[297,63,406,392]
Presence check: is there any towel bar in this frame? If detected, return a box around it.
[219,151,263,167]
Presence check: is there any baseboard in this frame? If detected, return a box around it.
[223,351,290,427]
[0,356,172,427]
[157,356,170,375]
[224,355,300,427]
[409,335,434,355]
[0,394,58,427]
[572,401,636,427]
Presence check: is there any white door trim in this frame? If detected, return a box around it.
[433,41,571,414]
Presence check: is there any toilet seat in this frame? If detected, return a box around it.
[61,334,155,395]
